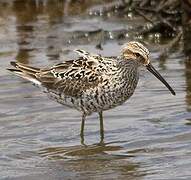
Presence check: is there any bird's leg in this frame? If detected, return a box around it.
[80,113,86,145]
[99,111,104,143]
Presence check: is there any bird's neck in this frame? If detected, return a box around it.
[109,57,139,99]
[117,57,139,71]
[108,58,138,87]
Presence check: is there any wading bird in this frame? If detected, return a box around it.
[8,41,175,143]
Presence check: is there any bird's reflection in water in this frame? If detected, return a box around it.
[38,141,144,179]
[39,125,128,159]
[39,126,127,159]
[39,141,124,159]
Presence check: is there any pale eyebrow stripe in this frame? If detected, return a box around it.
[133,42,149,56]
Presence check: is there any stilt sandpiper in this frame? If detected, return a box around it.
[8,41,175,143]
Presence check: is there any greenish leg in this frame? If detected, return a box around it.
[99,111,104,143]
[80,113,86,145]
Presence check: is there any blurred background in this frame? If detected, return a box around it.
[0,0,191,179]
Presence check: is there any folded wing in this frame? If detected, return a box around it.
[8,50,104,97]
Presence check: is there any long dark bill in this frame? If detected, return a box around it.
[146,63,175,95]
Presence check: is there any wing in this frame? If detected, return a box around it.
[37,50,105,97]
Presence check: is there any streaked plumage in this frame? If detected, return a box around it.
[8,41,175,142]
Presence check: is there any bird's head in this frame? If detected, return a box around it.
[121,41,175,96]
[121,41,150,66]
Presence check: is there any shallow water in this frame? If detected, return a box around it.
[0,1,191,180]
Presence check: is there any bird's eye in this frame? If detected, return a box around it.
[135,53,140,57]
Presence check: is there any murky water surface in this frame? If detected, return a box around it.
[0,1,191,179]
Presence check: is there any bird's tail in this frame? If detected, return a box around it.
[7,62,42,86]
